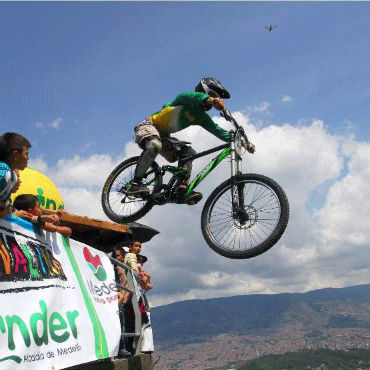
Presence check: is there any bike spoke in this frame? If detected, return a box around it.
[105,160,158,220]
[206,178,282,253]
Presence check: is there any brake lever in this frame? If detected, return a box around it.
[221,110,254,153]
[246,142,256,154]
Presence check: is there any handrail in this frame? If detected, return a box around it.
[108,255,129,271]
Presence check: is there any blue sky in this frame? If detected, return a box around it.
[1,2,369,304]
[1,2,369,163]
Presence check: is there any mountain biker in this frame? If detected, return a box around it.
[128,77,233,203]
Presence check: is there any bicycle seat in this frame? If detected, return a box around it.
[166,137,191,146]
[165,137,192,155]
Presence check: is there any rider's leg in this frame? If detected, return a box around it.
[180,146,196,184]
[127,138,162,195]
[176,145,196,194]
[134,138,162,180]
[160,140,202,203]
[175,146,202,203]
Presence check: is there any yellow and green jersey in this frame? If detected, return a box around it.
[149,92,230,142]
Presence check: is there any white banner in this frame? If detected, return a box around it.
[0,215,121,370]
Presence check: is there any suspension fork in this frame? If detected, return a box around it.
[230,132,245,217]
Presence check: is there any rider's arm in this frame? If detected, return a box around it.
[199,113,230,142]
[204,97,226,111]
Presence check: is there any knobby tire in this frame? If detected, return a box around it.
[101,156,162,223]
[201,173,289,259]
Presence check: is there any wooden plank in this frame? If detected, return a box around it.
[41,209,130,234]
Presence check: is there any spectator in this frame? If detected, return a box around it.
[124,241,153,292]
[13,194,72,237]
[112,246,132,358]
[0,132,31,173]
[136,254,146,269]
[0,135,26,217]
[124,240,142,275]
[124,240,154,354]
[137,254,153,292]
[0,132,59,223]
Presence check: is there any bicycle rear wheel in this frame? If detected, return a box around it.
[201,173,289,259]
[101,156,162,223]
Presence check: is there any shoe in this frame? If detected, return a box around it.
[125,182,150,197]
[175,190,203,205]
[186,191,203,205]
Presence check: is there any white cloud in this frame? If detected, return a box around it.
[35,121,43,128]
[282,95,292,104]
[29,112,370,307]
[316,141,370,248]
[49,117,63,129]
[249,101,270,113]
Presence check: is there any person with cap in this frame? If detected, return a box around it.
[137,254,153,292]
[127,77,235,204]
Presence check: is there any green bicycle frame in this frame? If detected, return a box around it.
[185,146,231,195]
[182,144,231,195]
[140,133,241,199]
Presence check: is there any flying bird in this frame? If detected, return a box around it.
[265,25,277,32]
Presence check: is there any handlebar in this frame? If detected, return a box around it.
[220,110,255,153]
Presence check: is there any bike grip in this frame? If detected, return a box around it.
[247,142,256,153]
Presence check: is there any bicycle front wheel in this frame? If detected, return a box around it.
[101,156,162,223]
[201,174,289,259]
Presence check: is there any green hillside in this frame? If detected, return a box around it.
[237,348,370,370]
[152,284,370,345]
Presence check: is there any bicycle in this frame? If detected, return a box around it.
[101,110,289,259]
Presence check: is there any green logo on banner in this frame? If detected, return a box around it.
[83,247,107,282]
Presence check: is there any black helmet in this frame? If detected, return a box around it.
[195,77,231,99]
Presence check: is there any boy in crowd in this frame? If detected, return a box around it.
[124,240,142,276]
[124,240,154,353]
[0,132,62,225]
[124,241,153,291]
[13,194,72,237]
[0,132,30,217]
[0,132,30,174]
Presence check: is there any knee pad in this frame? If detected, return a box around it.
[146,139,162,155]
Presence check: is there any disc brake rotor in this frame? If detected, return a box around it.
[233,205,258,229]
